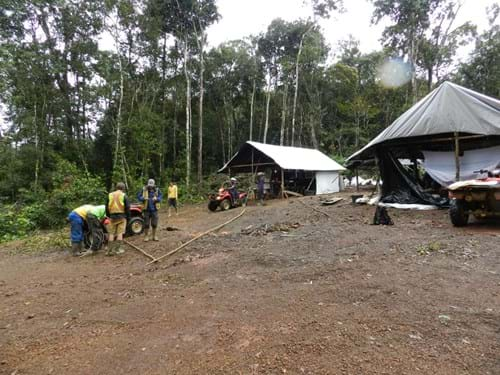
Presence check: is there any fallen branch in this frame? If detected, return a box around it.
[298,199,332,218]
[124,240,156,261]
[147,208,247,265]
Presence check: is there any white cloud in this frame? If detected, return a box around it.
[207,0,497,59]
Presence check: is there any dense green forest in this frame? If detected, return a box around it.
[0,0,499,238]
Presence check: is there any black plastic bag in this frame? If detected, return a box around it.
[373,206,394,225]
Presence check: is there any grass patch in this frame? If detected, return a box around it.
[1,228,68,255]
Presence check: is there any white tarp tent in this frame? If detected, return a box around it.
[218,141,346,195]
[316,171,342,194]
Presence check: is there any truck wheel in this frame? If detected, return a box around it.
[220,199,231,211]
[208,200,219,212]
[128,217,144,235]
[83,229,104,250]
[450,199,469,227]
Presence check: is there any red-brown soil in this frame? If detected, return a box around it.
[1,191,499,374]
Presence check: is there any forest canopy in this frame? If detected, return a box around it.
[0,0,499,232]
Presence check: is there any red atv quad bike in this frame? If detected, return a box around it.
[208,186,248,212]
[448,169,500,226]
[127,203,145,235]
[83,203,145,250]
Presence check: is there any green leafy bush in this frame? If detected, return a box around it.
[0,159,107,242]
[0,204,36,242]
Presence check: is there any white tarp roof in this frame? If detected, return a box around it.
[347,81,500,162]
[219,141,346,172]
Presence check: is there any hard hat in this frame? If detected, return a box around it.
[230,177,237,182]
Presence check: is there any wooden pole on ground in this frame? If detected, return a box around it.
[146,208,247,265]
[297,199,332,218]
[454,132,460,181]
[124,240,156,261]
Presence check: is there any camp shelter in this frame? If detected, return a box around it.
[218,141,346,195]
[346,82,500,206]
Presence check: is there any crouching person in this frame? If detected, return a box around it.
[86,205,107,252]
[138,179,162,242]
[105,182,130,255]
[67,204,93,256]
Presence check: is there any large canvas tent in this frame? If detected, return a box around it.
[219,141,345,195]
[346,82,500,206]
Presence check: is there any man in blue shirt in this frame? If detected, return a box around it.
[137,179,163,241]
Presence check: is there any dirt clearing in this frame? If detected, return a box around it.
[1,192,499,374]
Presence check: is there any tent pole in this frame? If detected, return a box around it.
[355,168,359,192]
[251,148,254,175]
[454,132,460,181]
[281,168,285,199]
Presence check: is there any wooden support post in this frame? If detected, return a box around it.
[281,168,285,199]
[355,168,359,192]
[454,132,460,181]
[251,148,254,175]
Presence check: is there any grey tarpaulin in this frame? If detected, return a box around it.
[346,82,500,206]
[347,82,500,164]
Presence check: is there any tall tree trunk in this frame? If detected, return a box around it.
[33,102,39,192]
[280,83,288,146]
[427,67,433,93]
[263,72,272,143]
[310,112,318,149]
[183,38,192,188]
[114,53,125,180]
[197,32,205,185]
[249,78,256,141]
[160,33,168,183]
[292,30,309,147]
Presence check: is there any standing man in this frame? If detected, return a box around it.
[167,180,178,217]
[256,172,265,206]
[67,204,93,256]
[228,177,238,204]
[137,179,162,242]
[105,182,130,255]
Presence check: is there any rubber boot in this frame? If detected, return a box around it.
[71,243,81,257]
[106,241,116,256]
[115,240,125,255]
[152,228,159,241]
[144,228,150,242]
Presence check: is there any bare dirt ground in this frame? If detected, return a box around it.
[1,190,499,375]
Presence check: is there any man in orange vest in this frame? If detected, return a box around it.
[105,182,130,255]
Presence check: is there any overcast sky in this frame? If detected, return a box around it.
[207,0,498,62]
